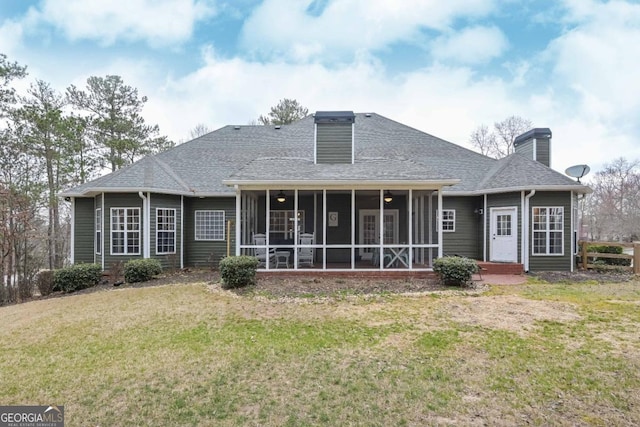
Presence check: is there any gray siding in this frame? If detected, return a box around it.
[442,196,483,259]
[514,138,550,167]
[515,140,534,161]
[184,197,236,268]
[74,198,95,264]
[150,194,182,269]
[103,193,144,268]
[528,191,572,271]
[486,193,522,262]
[535,138,550,167]
[316,123,352,164]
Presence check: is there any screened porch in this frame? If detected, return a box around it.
[235,188,444,271]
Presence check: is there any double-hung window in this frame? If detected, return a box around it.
[195,210,225,241]
[111,208,141,255]
[441,210,455,232]
[156,208,176,254]
[532,207,564,255]
[95,208,102,255]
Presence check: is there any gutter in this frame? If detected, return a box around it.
[523,190,536,272]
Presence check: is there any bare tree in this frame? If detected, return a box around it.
[583,157,640,241]
[258,98,309,125]
[470,115,533,158]
[469,124,495,156]
[189,123,212,139]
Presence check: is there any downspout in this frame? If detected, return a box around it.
[138,192,150,258]
[180,195,184,268]
[235,186,241,256]
[523,190,536,272]
[70,197,75,265]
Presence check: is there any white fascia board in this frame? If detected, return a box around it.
[443,184,592,196]
[60,187,194,197]
[222,179,460,190]
[60,188,235,198]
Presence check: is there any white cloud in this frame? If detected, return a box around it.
[430,26,508,64]
[0,20,25,57]
[36,0,217,46]
[539,0,640,170]
[240,0,499,61]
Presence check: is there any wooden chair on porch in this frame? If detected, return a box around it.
[298,233,314,267]
[253,233,276,268]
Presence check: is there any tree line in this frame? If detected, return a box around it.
[0,53,172,302]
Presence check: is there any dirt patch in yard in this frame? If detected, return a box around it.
[233,275,453,298]
[530,269,635,284]
[440,295,582,335]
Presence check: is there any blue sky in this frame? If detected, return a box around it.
[1,0,639,177]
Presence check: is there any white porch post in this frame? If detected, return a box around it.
[265,189,271,270]
[322,189,327,270]
[235,186,241,256]
[408,189,413,269]
[437,189,443,258]
[351,189,355,269]
[379,188,384,269]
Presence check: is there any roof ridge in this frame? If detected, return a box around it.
[475,154,514,190]
[152,157,192,192]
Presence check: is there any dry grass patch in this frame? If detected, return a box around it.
[440,295,582,335]
[1,277,640,426]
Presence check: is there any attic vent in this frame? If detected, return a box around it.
[233,125,240,130]
[274,125,281,130]
[365,113,372,117]
[314,111,355,164]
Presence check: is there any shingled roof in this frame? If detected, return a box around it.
[61,112,590,197]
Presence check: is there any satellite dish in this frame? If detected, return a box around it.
[565,164,590,183]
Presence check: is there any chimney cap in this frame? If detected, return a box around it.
[514,128,552,147]
[314,111,355,124]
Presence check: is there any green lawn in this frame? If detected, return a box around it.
[1,278,639,426]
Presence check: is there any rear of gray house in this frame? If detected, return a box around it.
[62,112,590,273]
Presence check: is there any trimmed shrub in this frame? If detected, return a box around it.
[124,259,163,283]
[54,263,102,293]
[36,270,55,296]
[587,245,631,267]
[219,256,259,289]
[433,256,479,286]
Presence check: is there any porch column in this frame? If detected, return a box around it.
[235,186,241,256]
[437,190,443,258]
[379,188,384,270]
[408,189,412,269]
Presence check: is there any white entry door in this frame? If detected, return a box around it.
[359,209,398,259]
[490,207,518,262]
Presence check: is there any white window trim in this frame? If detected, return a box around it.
[441,209,455,232]
[269,209,306,240]
[110,207,141,255]
[532,206,564,256]
[195,210,226,241]
[156,208,176,255]
[95,208,102,255]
